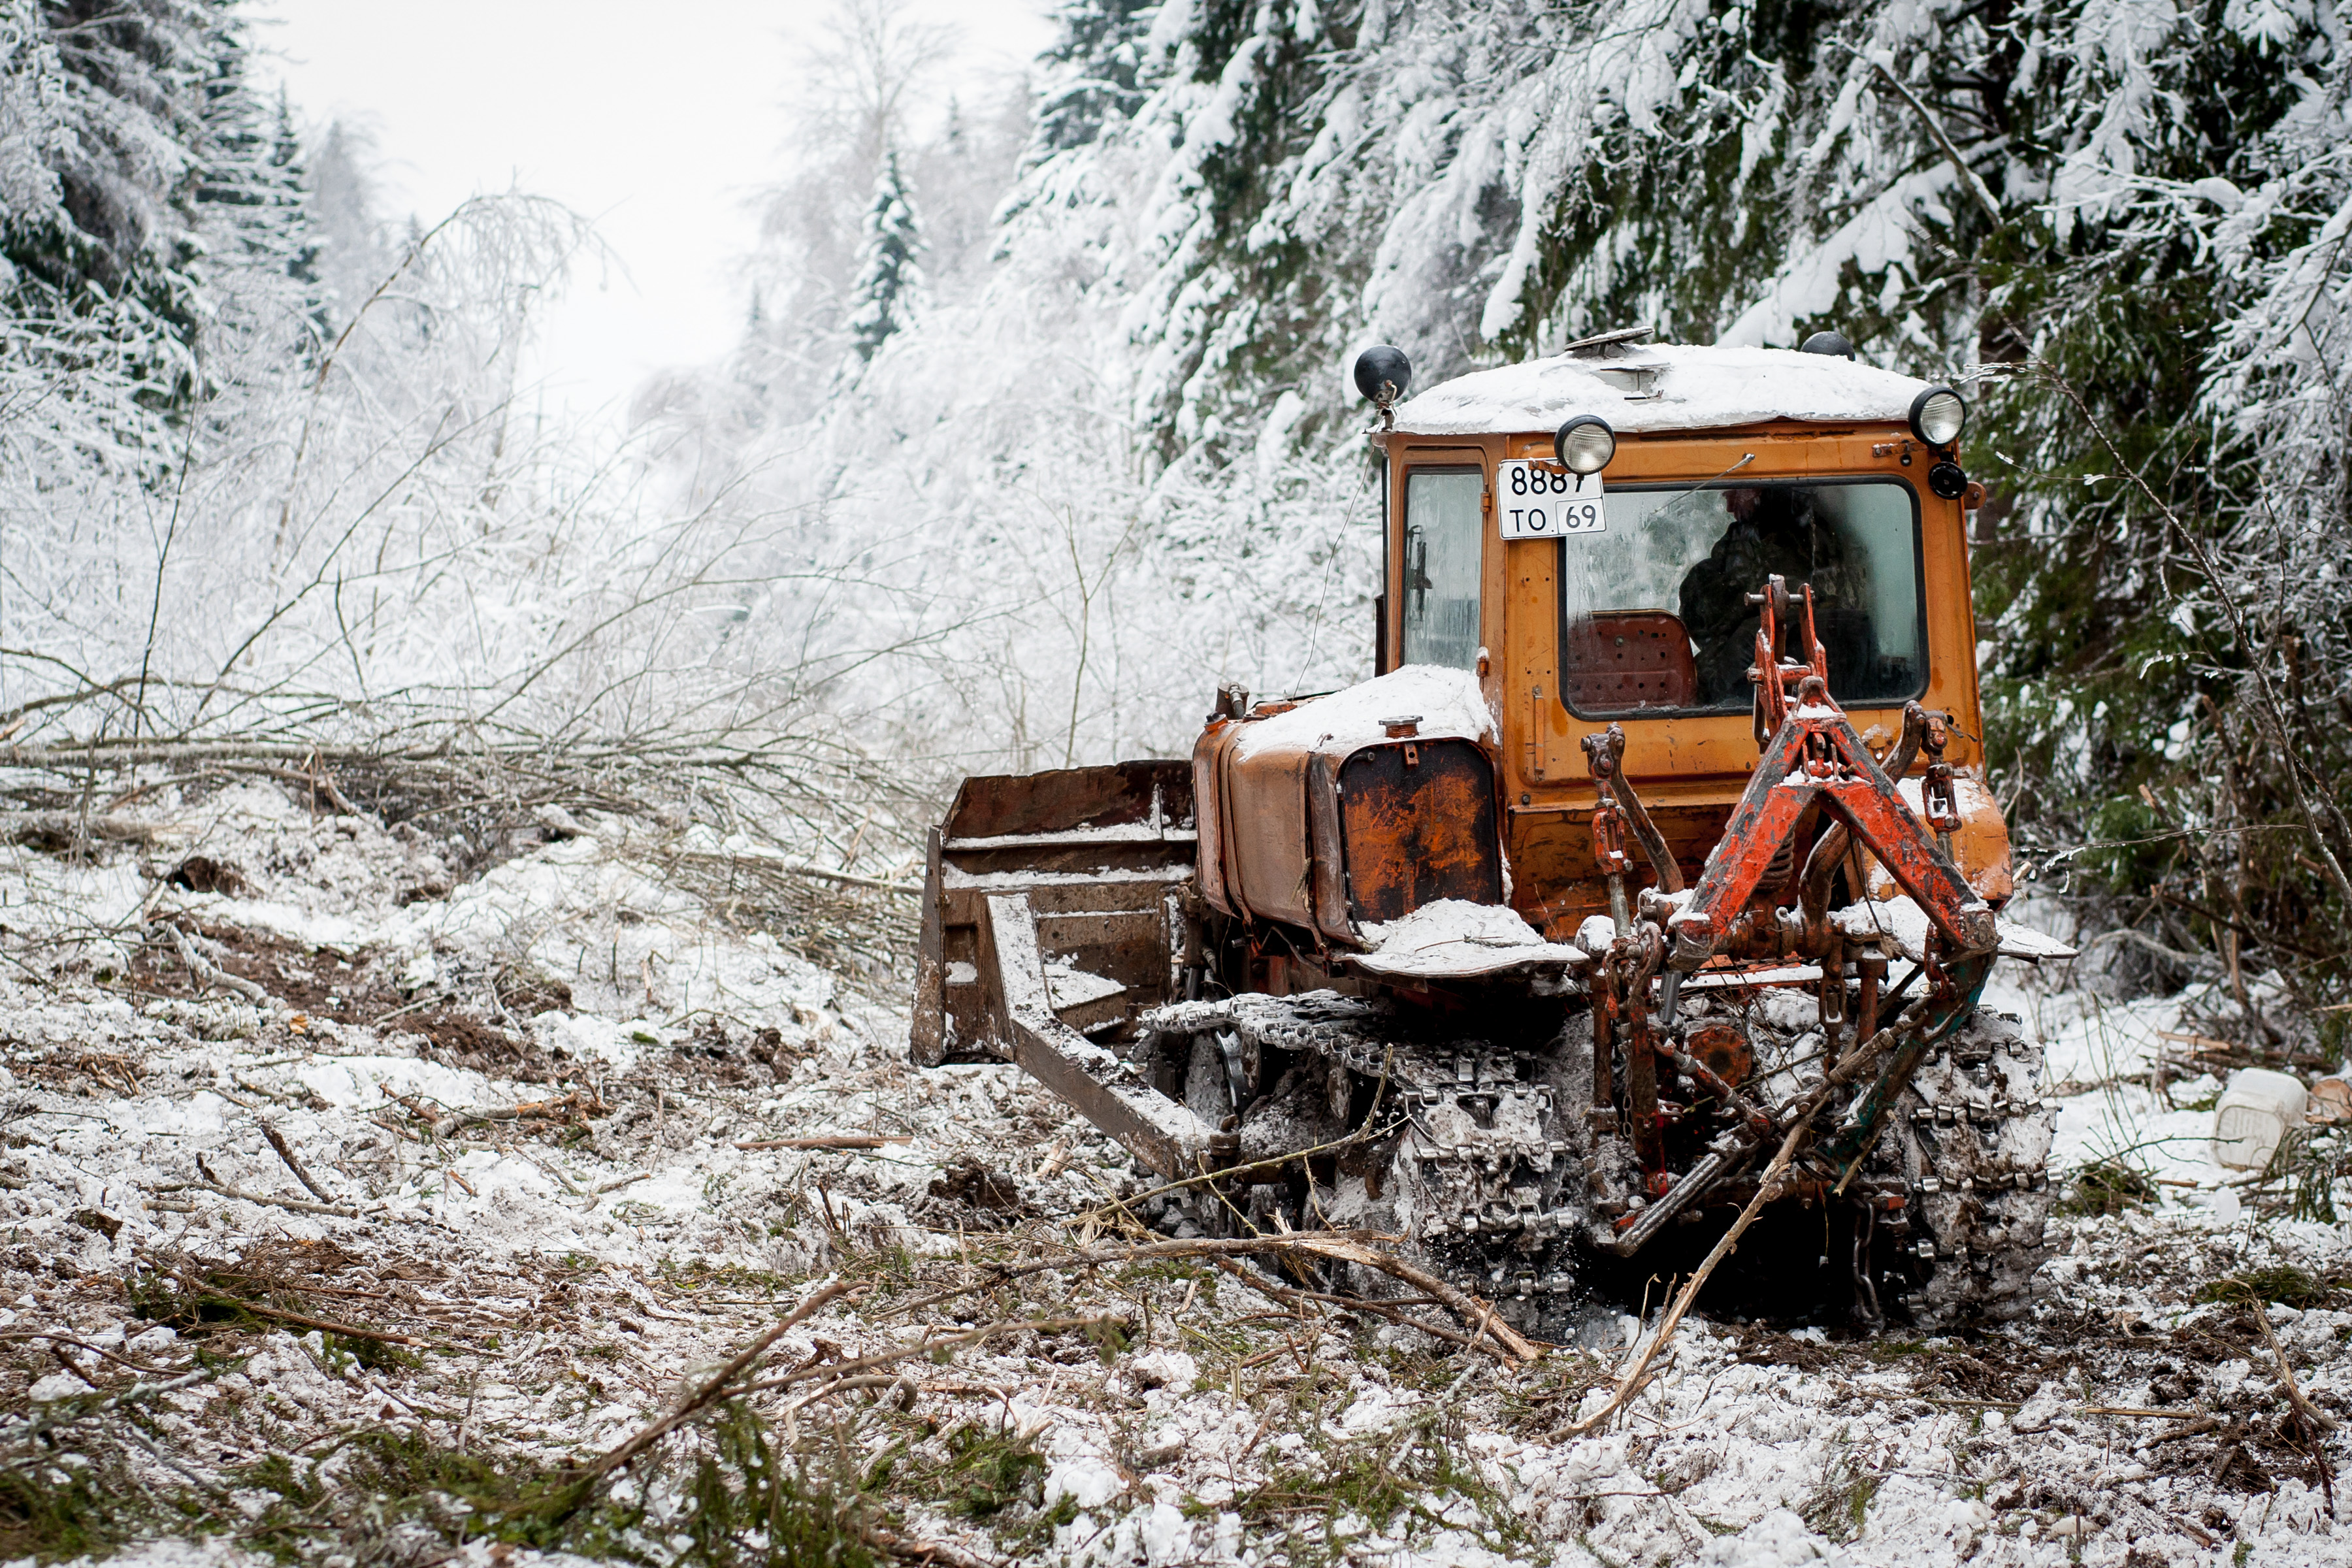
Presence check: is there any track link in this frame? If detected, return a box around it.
[1886,1007,2057,1325]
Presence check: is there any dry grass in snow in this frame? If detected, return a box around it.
[0,777,2346,1568]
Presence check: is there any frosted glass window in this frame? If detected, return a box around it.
[1556,480,1925,715]
[1402,469,1484,672]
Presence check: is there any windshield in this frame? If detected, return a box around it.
[1558,479,1925,715]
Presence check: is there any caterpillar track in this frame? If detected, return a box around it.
[1126,987,2055,1338]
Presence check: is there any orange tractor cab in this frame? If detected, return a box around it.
[914,331,2070,1333]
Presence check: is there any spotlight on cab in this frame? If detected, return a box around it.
[1554,415,1616,475]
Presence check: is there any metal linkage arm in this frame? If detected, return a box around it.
[1667,685,1994,973]
[981,892,1234,1179]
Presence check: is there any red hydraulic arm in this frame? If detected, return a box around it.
[1665,579,1997,973]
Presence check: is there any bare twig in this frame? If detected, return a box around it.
[872,1230,1536,1360]
[1839,44,2003,227]
[1209,1258,1492,1359]
[582,1278,859,1481]
[431,1090,604,1139]
[154,1179,359,1219]
[0,1330,188,1377]
[1286,1235,1542,1362]
[168,926,270,1005]
[2253,1307,2338,1514]
[0,812,180,848]
[849,1514,1000,1568]
[161,1282,423,1348]
[2048,369,2352,925]
[261,1122,334,1203]
[728,1315,1122,1399]
[735,1135,910,1151]
[1558,1108,1820,1439]
[1,1365,217,1445]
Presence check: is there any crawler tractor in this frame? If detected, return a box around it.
[912,331,2071,1335]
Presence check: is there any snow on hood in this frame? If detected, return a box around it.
[1230,664,1495,762]
[1390,343,1937,438]
[1352,899,1588,980]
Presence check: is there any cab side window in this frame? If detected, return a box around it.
[1401,468,1483,671]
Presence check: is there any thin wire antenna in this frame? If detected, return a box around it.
[1292,455,1377,693]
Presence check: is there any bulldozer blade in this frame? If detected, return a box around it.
[913,759,1195,1067]
[979,891,1232,1181]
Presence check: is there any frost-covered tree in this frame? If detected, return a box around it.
[1033,0,1158,154]
[0,0,212,465]
[306,121,397,329]
[0,0,325,472]
[844,150,924,366]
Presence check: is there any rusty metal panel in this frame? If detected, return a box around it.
[1193,723,1235,918]
[1224,746,1318,931]
[946,759,1192,840]
[935,870,1187,929]
[1863,769,2014,906]
[1306,755,1354,943]
[937,923,988,1061]
[1337,738,1503,924]
[919,760,1198,1068]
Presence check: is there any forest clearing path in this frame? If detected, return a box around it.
[0,780,2343,1568]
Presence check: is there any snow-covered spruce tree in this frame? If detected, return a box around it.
[0,0,323,472]
[1033,0,1158,154]
[844,148,925,368]
[0,0,214,472]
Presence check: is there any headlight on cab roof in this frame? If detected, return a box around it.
[1554,415,1616,474]
[1909,386,1966,447]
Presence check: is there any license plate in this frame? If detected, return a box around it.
[1495,461,1605,540]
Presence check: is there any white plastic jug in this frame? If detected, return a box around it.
[2211,1068,2309,1171]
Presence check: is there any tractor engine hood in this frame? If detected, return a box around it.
[1194,666,1514,948]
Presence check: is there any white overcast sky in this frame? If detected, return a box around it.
[253,0,1056,424]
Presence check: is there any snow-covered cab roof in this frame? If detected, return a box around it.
[1387,343,1938,438]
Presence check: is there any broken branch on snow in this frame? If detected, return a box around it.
[875,1230,1539,1362]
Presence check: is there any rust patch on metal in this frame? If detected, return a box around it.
[1684,1020,1754,1086]
[1336,738,1502,923]
[946,759,1192,840]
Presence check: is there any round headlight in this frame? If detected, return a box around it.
[1353,344,1413,406]
[1555,415,1616,475]
[1909,386,1966,447]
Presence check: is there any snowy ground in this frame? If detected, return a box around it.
[3,779,2347,1568]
